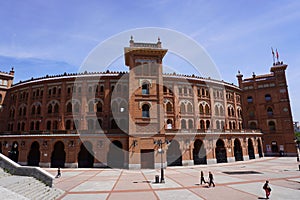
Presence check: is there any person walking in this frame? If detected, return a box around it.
[263,180,271,199]
[200,171,207,185]
[55,167,61,178]
[208,171,215,187]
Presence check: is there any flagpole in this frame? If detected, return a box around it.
[271,47,275,65]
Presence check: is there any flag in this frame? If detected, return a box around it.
[271,47,274,56]
[276,49,279,59]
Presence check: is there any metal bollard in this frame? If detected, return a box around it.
[155,175,159,183]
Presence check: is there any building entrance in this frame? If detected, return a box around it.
[27,141,40,166]
[193,139,207,164]
[216,139,227,163]
[234,139,243,161]
[51,141,66,168]
[107,140,124,168]
[167,140,182,166]
[248,139,255,159]
[141,149,154,169]
[78,142,94,168]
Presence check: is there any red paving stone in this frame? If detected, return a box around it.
[44,157,300,200]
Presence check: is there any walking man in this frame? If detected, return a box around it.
[208,171,215,187]
[200,171,207,185]
[263,180,271,199]
[55,167,61,178]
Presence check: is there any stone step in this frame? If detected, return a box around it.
[0,167,64,199]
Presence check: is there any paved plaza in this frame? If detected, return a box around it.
[45,157,300,200]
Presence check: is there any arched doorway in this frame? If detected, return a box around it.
[234,139,243,161]
[27,141,40,166]
[78,141,94,168]
[193,139,207,164]
[51,141,66,168]
[9,141,19,163]
[107,140,124,168]
[215,139,227,163]
[257,138,263,157]
[167,140,182,166]
[248,139,255,159]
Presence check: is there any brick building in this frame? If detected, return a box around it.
[0,38,295,169]
[237,62,296,156]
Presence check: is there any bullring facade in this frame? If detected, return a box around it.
[0,38,295,169]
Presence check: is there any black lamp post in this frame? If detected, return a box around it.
[154,139,169,183]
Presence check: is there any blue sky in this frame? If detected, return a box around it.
[0,0,299,121]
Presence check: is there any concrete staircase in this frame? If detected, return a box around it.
[0,168,64,199]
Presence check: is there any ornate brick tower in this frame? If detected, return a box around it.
[237,62,296,156]
[124,37,168,169]
[0,68,14,131]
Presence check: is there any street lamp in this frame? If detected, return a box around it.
[154,139,170,183]
[294,138,299,162]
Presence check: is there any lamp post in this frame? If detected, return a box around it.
[154,139,169,183]
[295,138,299,162]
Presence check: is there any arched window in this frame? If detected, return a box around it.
[166,119,172,129]
[215,105,219,116]
[66,102,72,113]
[229,121,232,129]
[265,94,271,101]
[220,106,224,116]
[181,119,186,129]
[74,102,80,113]
[216,121,220,129]
[267,107,273,116]
[111,119,118,129]
[120,101,127,113]
[205,104,210,114]
[88,86,93,93]
[188,119,194,129]
[66,120,71,130]
[268,121,276,131]
[200,120,205,129]
[35,121,40,130]
[206,120,210,129]
[30,121,34,130]
[37,105,41,115]
[88,101,94,112]
[199,104,204,114]
[96,102,102,112]
[233,122,236,129]
[142,104,150,118]
[88,119,94,130]
[111,101,118,113]
[23,107,26,116]
[74,120,80,130]
[21,122,25,131]
[166,102,173,112]
[48,104,52,114]
[221,121,225,129]
[54,103,59,113]
[46,121,51,130]
[53,121,58,130]
[142,82,150,95]
[187,103,193,113]
[180,103,186,113]
[31,106,36,115]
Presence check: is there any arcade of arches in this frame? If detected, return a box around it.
[0,134,263,169]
